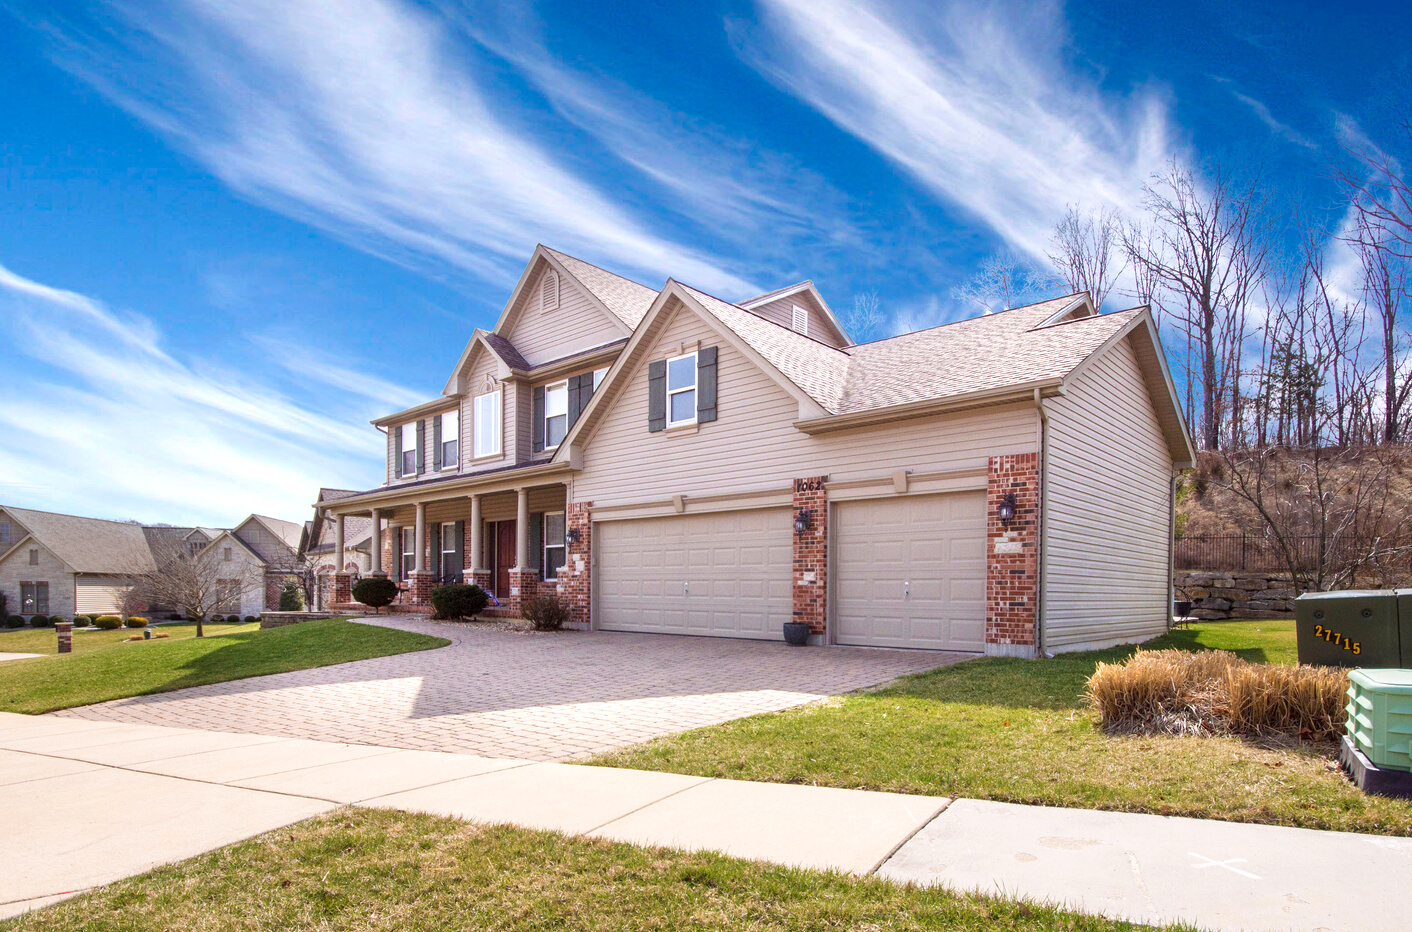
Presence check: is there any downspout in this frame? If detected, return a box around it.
[1168,471,1177,632]
[1034,388,1050,658]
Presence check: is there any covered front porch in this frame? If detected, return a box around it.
[323,468,589,621]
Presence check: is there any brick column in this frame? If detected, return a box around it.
[333,572,353,605]
[56,621,72,654]
[507,569,537,617]
[792,476,828,639]
[408,571,435,606]
[560,502,592,626]
[986,453,1040,658]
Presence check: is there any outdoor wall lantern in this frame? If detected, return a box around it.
[566,527,581,545]
[794,509,814,535]
[996,492,1017,527]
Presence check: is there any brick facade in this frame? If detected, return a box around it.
[506,568,537,616]
[558,502,592,626]
[407,570,435,606]
[792,476,828,636]
[333,572,352,605]
[985,453,1040,657]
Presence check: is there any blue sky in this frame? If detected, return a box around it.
[0,0,1404,526]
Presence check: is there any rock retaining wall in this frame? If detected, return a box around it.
[259,611,339,630]
[1174,571,1310,620]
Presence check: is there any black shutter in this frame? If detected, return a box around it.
[532,385,546,453]
[529,512,543,578]
[392,426,403,476]
[567,376,582,430]
[452,520,465,584]
[648,360,666,432]
[697,346,718,423]
[415,420,426,474]
[432,414,443,470]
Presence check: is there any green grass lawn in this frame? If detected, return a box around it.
[0,620,256,657]
[0,619,448,714]
[1,809,1188,932]
[593,619,1412,837]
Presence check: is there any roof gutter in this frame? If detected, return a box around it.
[371,396,461,428]
[793,379,1064,435]
[318,461,576,513]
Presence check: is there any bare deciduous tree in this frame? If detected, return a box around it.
[134,536,260,637]
[951,250,1056,315]
[1047,205,1126,308]
[844,291,886,342]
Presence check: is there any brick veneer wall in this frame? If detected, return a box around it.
[263,573,284,613]
[333,573,352,605]
[507,568,537,616]
[559,502,592,625]
[985,453,1040,657]
[792,477,828,636]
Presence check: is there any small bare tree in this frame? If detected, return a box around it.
[1047,205,1125,308]
[844,291,886,342]
[134,536,260,637]
[951,250,1057,314]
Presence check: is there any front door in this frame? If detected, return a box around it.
[493,521,516,598]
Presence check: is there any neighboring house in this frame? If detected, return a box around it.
[204,514,307,617]
[300,489,373,609]
[320,245,1194,656]
[0,506,155,618]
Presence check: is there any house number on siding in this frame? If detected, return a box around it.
[794,477,824,493]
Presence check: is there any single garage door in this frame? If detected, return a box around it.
[76,575,129,615]
[596,507,793,639]
[834,491,986,651]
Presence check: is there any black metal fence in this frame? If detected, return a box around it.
[1174,534,1412,573]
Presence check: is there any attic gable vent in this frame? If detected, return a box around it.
[791,304,808,335]
[542,270,559,312]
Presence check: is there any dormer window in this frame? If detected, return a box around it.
[667,351,698,426]
[544,381,568,448]
[791,304,809,335]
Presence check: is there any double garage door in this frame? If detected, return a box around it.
[595,491,985,651]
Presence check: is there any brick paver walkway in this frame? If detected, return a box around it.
[53,617,964,760]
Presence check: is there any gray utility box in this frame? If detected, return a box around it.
[1294,590,1412,668]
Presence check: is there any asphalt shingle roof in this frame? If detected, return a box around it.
[544,247,658,329]
[5,506,156,574]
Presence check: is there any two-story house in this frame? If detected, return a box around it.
[321,245,1194,657]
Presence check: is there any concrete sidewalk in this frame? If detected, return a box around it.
[2,712,1408,932]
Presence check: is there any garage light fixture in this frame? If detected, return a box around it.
[566,527,580,545]
[996,492,1017,527]
[794,509,814,535]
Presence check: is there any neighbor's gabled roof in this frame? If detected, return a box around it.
[0,506,156,574]
[737,280,853,346]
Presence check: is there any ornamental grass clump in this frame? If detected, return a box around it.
[1087,649,1348,741]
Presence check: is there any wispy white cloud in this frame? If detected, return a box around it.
[1211,77,1317,149]
[0,263,398,525]
[734,0,1175,262]
[30,0,755,295]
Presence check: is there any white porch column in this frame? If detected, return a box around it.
[370,508,384,575]
[469,494,484,570]
[414,502,427,574]
[515,487,529,569]
[334,513,345,571]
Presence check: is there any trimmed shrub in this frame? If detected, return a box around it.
[28,615,54,628]
[124,616,149,628]
[352,576,398,613]
[244,615,259,624]
[93,615,123,630]
[430,584,489,621]
[1087,649,1348,740]
[522,594,570,631]
[279,582,304,611]
[5,615,26,629]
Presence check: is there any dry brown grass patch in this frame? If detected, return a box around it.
[1087,649,1347,740]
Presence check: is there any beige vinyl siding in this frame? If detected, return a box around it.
[75,575,131,615]
[505,264,625,366]
[1042,336,1174,651]
[461,351,511,474]
[748,292,847,347]
[574,307,1037,507]
[510,379,532,462]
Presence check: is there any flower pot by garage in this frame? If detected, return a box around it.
[782,622,811,646]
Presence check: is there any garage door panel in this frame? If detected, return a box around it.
[597,508,791,639]
[835,491,986,652]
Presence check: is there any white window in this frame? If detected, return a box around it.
[544,380,568,448]
[593,367,609,389]
[400,527,416,580]
[399,422,417,476]
[440,523,458,581]
[666,352,697,426]
[791,304,809,335]
[439,409,459,468]
[543,512,566,580]
[473,391,501,458]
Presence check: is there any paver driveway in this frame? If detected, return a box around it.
[54,616,962,760]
